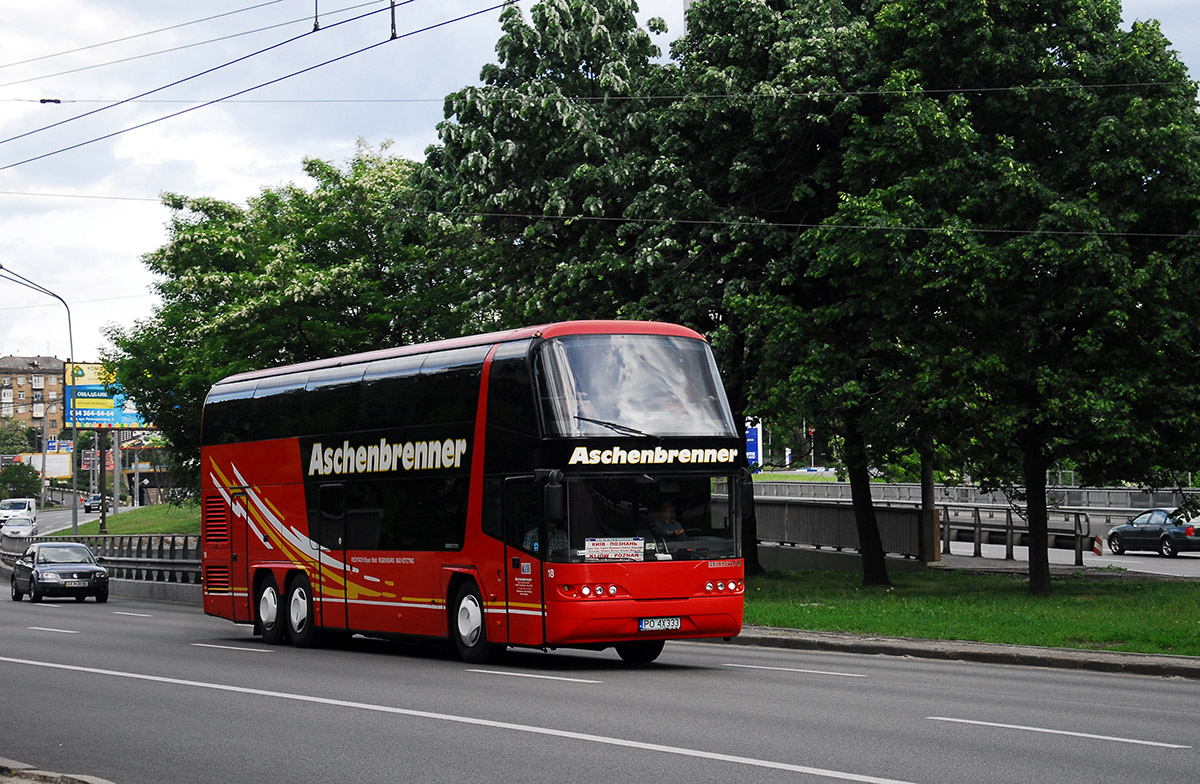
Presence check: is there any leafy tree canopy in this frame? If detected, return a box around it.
[0,462,41,500]
[104,142,477,492]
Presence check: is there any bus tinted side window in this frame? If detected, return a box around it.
[419,346,489,424]
[201,379,258,445]
[484,341,539,474]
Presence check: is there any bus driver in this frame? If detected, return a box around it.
[523,518,569,554]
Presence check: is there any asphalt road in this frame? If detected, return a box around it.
[2,594,1198,784]
[942,539,1200,578]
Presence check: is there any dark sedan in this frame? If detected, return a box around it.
[10,542,109,603]
[1107,508,1200,557]
[83,493,109,513]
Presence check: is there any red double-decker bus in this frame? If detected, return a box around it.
[200,320,748,663]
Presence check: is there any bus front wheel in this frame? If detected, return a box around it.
[452,581,496,663]
[615,640,665,664]
[286,574,318,648]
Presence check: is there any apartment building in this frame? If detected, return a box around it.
[0,355,66,440]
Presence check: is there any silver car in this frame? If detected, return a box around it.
[0,517,38,537]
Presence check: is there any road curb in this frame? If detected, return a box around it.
[0,758,115,784]
[708,625,1200,680]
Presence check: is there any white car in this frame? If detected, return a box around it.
[0,497,36,523]
[0,498,38,537]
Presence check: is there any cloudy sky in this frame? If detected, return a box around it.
[0,0,1196,362]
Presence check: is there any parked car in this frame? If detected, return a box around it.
[0,517,38,537]
[0,497,37,525]
[1107,508,1200,557]
[83,493,110,513]
[10,542,109,603]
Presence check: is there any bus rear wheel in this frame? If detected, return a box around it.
[285,574,318,648]
[256,574,286,645]
[452,581,497,663]
[615,640,665,664]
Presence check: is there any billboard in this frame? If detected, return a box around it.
[66,362,153,429]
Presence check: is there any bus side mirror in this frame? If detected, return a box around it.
[542,470,565,524]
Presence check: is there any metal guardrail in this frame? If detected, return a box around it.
[754,497,923,558]
[751,480,1198,511]
[0,533,201,584]
[749,489,1148,565]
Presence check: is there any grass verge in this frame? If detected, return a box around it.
[55,504,201,536]
[747,569,1200,657]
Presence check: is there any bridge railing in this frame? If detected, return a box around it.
[0,533,201,584]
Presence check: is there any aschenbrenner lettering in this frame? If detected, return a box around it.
[308,437,468,476]
[567,446,738,466]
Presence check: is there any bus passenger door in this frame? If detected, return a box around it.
[230,489,251,622]
[311,483,349,631]
[503,477,546,647]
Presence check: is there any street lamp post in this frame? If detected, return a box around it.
[0,264,80,534]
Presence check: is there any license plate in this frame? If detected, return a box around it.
[639,617,681,632]
[66,580,89,588]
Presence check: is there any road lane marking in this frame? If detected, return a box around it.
[0,655,920,784]
[113,611,153,618]
[467,668,601,684]
[928,716,1190,748]
[27,627,79,634]
[191,643,272,653]
[725,663,866,678]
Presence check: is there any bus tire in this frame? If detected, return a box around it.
[452,581,496,663]
[285,574,318,648]
[615,640,665,664]
[256,574,286,645]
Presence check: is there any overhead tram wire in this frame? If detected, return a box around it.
[0,1,391,90]
[0,186,1190,241]
[0,3,409,147]
[0,1,519,173]
[6,79,1190,109]
[0,0,287,71]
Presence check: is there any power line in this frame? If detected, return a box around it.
[0,1,389,90]
[0,2,516,173]
[0,293,156,313]
[0,190,161,203]
[0,4,402,148]
[6,80,1193,108]
[1,186,1190,241]
[405,208,1200,240]
[0,1,287,71]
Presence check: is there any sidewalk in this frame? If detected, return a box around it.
[717,624,1200,680]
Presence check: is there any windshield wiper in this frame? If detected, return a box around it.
[574,415,656,438]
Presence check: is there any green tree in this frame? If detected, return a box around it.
[771,0,1200,593]
[0,462,41,499]
[0,420,35,455]
[424,0,802,574]
[422,0,665,325]
[105,143,476,492]
[653,0,879,579]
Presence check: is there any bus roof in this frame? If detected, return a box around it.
[211,320,707,388]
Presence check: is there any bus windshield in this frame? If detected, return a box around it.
[536,334,738,437]
[525,474,740,563]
